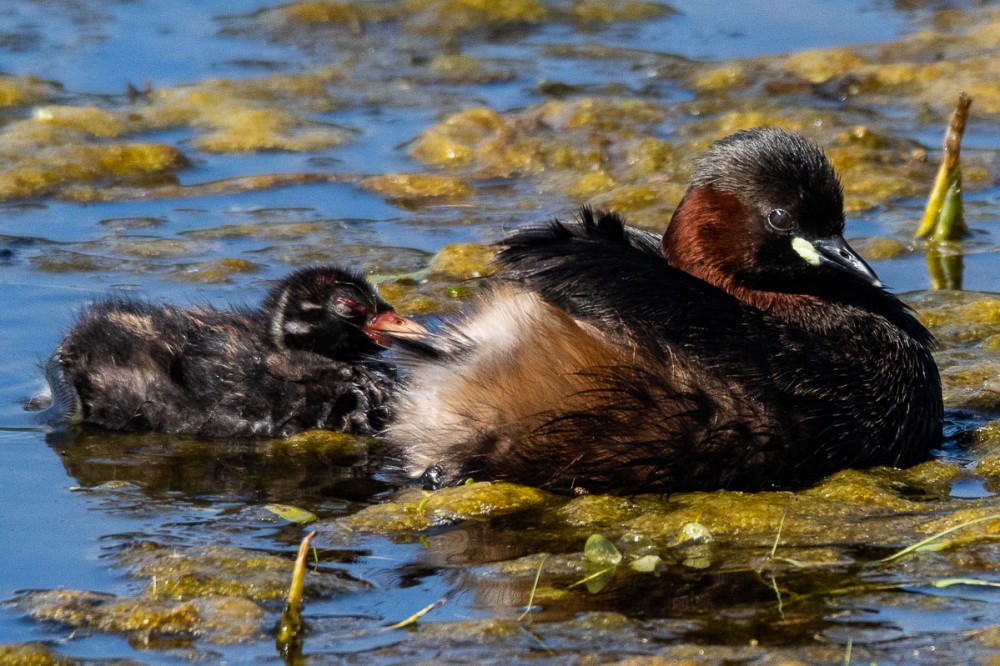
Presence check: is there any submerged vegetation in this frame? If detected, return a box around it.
[1,0,999,663]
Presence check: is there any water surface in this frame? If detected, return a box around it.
[1,1,998,663]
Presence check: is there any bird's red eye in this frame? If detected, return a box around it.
[767,208,794,232]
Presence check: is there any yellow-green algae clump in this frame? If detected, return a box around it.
[193,108,349,153]
[908,291,1000,411]
[276,429,373,460]
[410,100,665,178]
[403,94,969,226]
[11,539,374,644]
[334,461,992,564]
[14,589,263,645]
[0,143,188,201]
[669,7,1000,115]
[475,9,1000,222]
[0,75,58,107]
[972,422,1000,482]
[0,643,72,666]
[361,173,474,199]
[428,242,495,278]
[331,461,994,560]
[375,277,478,316]
[408,100,684,228]
[371,242,495,315]
[580,461,991,561]
[0,69,354,201]
[425,54,515,85]
[271,0,671,38]
[277,0,395,25]
[773,10,1000,113]
[337,481,553,532]
[119,541,365,602]
[137,70,346,149]
[169,258,264,283]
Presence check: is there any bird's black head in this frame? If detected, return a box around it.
[665,128,879,307]
[263,267,426,360]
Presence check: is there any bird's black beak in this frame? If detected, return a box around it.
[795,235,881,288]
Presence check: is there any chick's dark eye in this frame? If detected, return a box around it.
[767,208,794,232]
[332,297,365,321]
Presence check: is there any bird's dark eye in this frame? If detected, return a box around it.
[767,208,794,232]
[332,297,366,322]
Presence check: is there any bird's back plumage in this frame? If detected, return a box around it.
[390,208,941,493]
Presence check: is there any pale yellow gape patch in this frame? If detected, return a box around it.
[791,237,822,266]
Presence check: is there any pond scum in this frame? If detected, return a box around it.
[1,1,1000,663]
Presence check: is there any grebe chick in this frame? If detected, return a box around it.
[46,266,426,438]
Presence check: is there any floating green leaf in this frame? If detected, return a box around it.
[265,504,318,525]
[628,554,662,573]
[583,534,622,565]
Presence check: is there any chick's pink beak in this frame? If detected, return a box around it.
[365,310,428,345]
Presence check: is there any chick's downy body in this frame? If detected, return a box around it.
[47,267,425,438]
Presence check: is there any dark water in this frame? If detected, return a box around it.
[1,1,999,663]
